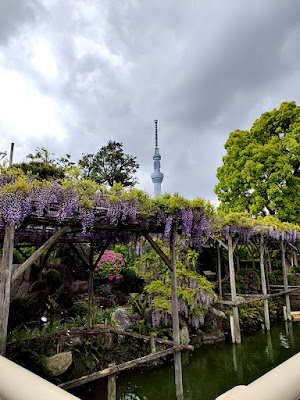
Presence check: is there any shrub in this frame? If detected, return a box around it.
[44,268,62,290]
[8,298,39,330]
[71,301,88,317]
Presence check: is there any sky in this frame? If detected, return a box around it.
[1,0,300,203]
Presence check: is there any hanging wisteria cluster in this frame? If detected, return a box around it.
[215,212,300,245]
[1,173,300,248]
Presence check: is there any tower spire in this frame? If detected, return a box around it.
[151,119,164,197]
[155,119,158,148]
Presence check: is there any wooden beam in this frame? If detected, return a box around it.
[233,237,239,252]
[70,243,90,268]
[280,241,292,321]
[143,232,173,270]
[216,287,300,306]
[12,226,71,281]
[170,227,184,400]
[228,233,241,344]
[0,224,15,355]
[59,346,187,390]
[5,323,194,351]
[213,236,228,251]
[216,243,222,299]
[259,239,270,330]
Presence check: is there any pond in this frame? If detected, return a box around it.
[72,321,300,400]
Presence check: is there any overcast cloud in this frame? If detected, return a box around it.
[1,0,300,202]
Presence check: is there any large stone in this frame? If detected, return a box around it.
[45,351,73,376]
[112,308,131,331]
[67,280,89,299]
[212,308,226,318]
[180,325,190,345]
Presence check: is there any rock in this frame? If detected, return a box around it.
[202,332,225,344]
[144,308,153,325]
[58,335,83,349]
[67,280,89,299]
[114,291,130,306]
[112,308,131,331]
[29,280,48,292]
[95,332,117,349]
[98,297,115,308]
[180,325,190,345]
[28,288,49,305]
[97,283,113,295]
[52,260,73,287]
[45,351,73,376]
[212,308,226,318]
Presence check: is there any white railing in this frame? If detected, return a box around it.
[216,351,300,400]
[0,356,80,400]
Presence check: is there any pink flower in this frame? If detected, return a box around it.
[108,275,115,281]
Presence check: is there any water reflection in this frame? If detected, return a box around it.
[72,322,300,400]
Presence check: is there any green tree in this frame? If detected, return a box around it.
[215,101,300,223]
[12,148,75,181]
[79,141,139,187]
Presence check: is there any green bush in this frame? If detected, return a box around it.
[71,301,88,317]
[239,300,278,329]
[8,298,39,330]
[44,268,62,290]
[268,269,296,285]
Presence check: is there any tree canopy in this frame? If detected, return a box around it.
[215,101,300,224]
[12,148,75,181]
[79,141,139,187]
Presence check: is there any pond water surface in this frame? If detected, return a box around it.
[72,322,300,400]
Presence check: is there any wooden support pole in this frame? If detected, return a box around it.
[0,224,15,355]
[170,227,184,400]
[12,226,71,281]
[59,346,187,390]
[259,239,270,330]
[217,243,222,299]
[87,244,94,328]
[280,241,292,321]
[228,234,241,344]
[9,143,14,168]
[143,232,173,270]
[107,364,116,400]
[150,338,157,353]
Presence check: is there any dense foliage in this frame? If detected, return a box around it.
[215,102,300,224]
[134,239,215,329]
[79,141,139,187]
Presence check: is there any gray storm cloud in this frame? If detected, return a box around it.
[1,0,300,201]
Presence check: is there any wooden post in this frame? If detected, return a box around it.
[12,227,71,281]
[9,143,14,168]
[170,227,184,400]
[107,364,116,400]
[0,224,15,355]
[259,239,270,330]
[217,243,222,299]
[87,244,94,328]
[228,234,241,344]
[150,338,157,353]
[280,241,292,321]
